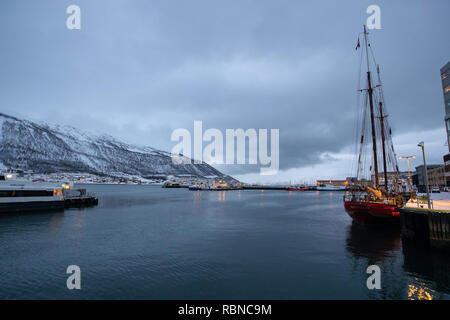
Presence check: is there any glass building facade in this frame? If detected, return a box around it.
[441,62,450,186]
[442,62,450,151]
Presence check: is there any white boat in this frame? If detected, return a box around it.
[0,176,68,213]
[316,184,347,191]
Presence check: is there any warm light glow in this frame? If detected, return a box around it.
[407,284,434,300]
[445,86,450,93]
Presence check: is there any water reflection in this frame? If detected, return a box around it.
[346,222,450,299]
[346,222,401,263]
[48,211,65,233]
[218,191,227,202]
[407,282,436,300]
[192,190,203,202]
[72,208,86,228]
[402,239,450,298]
[346,222,404,299]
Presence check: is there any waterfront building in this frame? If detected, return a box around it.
[444,154,450,187]
[441,62,450,186]
[428,166,446,188]
[415,165,443,190]
[442,62,450,150]
[411,173,419,188]
[316,180,348,187]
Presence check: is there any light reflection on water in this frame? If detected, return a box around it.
[0,185,449,300]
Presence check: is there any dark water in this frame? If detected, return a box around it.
[0,185,449,300]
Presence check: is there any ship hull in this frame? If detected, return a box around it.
[344,200,400,224]
[317,187,347,191]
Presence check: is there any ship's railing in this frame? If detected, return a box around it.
[343,193,371,202]
[343,193,398,206]
[408,197,434,209]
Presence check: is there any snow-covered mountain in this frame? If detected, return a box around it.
[0,113,226,178]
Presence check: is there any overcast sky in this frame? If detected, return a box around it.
[1,0,449,183]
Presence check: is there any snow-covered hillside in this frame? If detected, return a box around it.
[0,113,225,178]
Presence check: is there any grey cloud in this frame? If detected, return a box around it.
[0,0,449,177]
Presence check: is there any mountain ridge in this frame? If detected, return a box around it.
[0,112,226,178]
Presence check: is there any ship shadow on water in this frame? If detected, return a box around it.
[345,222,404,299]
[346,222,401,263]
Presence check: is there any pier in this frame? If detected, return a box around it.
[64,195,99,208]
[63,188,99,208]
[243,185,317,191]
[400,203,450,251]
[243,185,288,191]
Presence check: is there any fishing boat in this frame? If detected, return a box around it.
[189,183,209,191]
[317,184,347,191]
[343,26,410,223]
[286,187,309,191]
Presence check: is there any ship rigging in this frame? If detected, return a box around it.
[344,25,410,222]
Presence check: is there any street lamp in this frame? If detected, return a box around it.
[418,142,431,209]
[398,155,416,188]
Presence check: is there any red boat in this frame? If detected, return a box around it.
[343,26,408,223]
[344,198,400,223]
[286,187,308,191]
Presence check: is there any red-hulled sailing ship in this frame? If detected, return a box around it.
[343,26,411,223]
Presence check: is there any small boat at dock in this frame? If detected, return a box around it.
[162,182,187,188]
[189,183,209,191]
[189,179,241,191]
[317,184,347,191]
[188,185,204,191]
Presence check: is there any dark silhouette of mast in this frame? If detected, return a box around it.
[379,102,388,190]
[363,25,379,189]
[377,65,389,191]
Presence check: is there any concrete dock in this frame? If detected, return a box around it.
[400,195,450,251]
[63,188,99,208]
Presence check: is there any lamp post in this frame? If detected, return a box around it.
[398,155,416,189]
[418,142,431,209]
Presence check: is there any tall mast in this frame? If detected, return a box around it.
[363,25,379,189]
[379,102,388,190]
[377,65,389,191]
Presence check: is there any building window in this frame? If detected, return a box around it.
[446,86,450,93]
[443,73,448,80]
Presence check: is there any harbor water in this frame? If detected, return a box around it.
[0,185,449,300]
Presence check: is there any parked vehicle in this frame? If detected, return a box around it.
[431,186,441,193]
